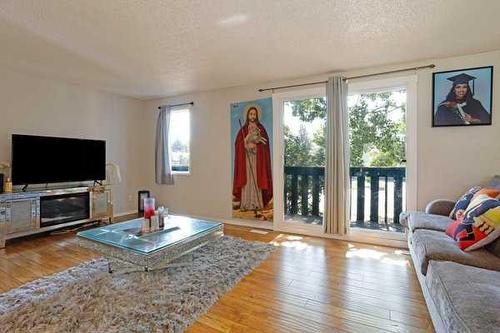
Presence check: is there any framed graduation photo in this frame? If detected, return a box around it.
[432,66,493,127]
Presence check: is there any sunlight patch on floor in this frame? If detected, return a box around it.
[345,247,408,266]
[270,234,312,250]
[284,235,303,241]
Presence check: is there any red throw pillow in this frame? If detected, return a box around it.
[445,217,463,239]
[455,220,488,251]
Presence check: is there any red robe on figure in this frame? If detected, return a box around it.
[232,121,273,208]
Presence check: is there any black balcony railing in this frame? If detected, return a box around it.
[284,166,406,231]
[172,165,189,172]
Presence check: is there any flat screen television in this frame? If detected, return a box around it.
[12,134,106,185]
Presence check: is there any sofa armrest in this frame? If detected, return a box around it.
[425,199,456,217]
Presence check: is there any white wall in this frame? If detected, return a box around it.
[143,49,500,221]
[0,66,148,214]
[2,49,496,224]
[144,85,270,221]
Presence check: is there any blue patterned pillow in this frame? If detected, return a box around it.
[449,186,482,220]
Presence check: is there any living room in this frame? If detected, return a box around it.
[0,1,499,332]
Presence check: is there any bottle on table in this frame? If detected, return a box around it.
[151,213,159,231]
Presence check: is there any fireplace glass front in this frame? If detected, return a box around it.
[40,192,90,227]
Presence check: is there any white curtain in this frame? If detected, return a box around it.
[324,76,350,235]
[155,106,175,185]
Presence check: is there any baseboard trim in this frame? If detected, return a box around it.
[169,212,407,248]
[219,218,274,230]
[180,213,274,231]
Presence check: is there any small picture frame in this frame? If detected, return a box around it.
[138,190,150,213]
[432,66,493,127]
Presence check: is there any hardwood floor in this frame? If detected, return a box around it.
[0,218,433,333]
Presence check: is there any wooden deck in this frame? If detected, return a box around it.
[0,216,433,333]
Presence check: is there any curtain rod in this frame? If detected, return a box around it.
[257,64,435,92]
[157,101,194,109]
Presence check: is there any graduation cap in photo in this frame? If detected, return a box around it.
[447,72,476,95]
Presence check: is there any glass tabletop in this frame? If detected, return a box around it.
[77,215,222,254]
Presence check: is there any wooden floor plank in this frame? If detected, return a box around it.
[0,216,433,332]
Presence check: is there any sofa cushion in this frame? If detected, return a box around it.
[486,238,500,258]
[426,261,500,333]
[411,229,500,275]
[407,212,452,232]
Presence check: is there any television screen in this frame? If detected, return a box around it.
[12,134,106,185]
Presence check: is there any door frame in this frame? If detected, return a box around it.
[347,75,418,213]
[271,75,418,237]
[272,86,327,235]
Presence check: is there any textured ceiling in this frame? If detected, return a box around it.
[1,0,500,99]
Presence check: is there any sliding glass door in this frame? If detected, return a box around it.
[273,77,416,237]
[273,88,326,234]
[347,76,417,235]
[348,89,407,232]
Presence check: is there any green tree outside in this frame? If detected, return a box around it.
[284,91,406,167]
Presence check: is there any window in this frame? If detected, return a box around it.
[169,108,190,173]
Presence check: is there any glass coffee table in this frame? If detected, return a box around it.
[77,215,223,273]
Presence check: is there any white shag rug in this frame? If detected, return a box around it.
[0,236,275,333]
